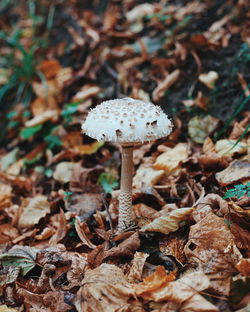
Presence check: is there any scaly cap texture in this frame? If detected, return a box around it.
[82,97,172,143]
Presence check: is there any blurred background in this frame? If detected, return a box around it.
[0,0,249,160]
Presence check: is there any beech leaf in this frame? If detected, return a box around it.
[140,207,194,234]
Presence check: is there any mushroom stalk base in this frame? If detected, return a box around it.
[118,145,136,232]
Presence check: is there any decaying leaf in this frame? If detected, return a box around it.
[188,115,219,144]
[0,246,38,276]
[75,263,135,312]
[153,143,189,174]
[159,234,187,265]
[53,161,74,184]
[185,212,242,295]
[215,156,250,186]
[215,139,247,156]
[140,207,194,235]
[24,110,58,127]
[18,195,50,229]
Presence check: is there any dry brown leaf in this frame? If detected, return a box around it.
[74,217,96,249]
[203,136,216,154]
[181,293,219,312]
[152,70,181,102]
[185,212,242,296]
[192,194,229,222]
[66,252,87,288]
[103,232,140,261]
[24,110,58,127]
[140,207,194,235]
[0,224,19,244]
[70,193,103,219]
[0,183,12,210]
[72,85,102,102]
[38,59,61,79]
[153,143,189,174]
[70,163,104,193]
[49,209,68,245]
[215,139,247,156]
[127,252,149,283]
[18,195,50,229]
[53,161,74,184]
[236,258,250,276]
[230,201,250,219]
[75,263,135,312]
[133,163,165,189]
[134,266,175,299]
[159,234,187,265]
[215,156,250,186]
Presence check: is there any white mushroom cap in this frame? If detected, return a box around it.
[82,97,173,143]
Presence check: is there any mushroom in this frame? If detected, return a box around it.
[82,97,173,232]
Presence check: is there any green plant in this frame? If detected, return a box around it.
[224,183,250,199]
[0,0,54,108]
[98,172,119,193]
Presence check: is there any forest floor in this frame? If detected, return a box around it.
[0,0,250,311]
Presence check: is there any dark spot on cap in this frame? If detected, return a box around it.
[116,129,122,137]
[151,120,157,126]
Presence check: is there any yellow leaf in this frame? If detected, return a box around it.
[0,305,18,312]
[153,143,189,174]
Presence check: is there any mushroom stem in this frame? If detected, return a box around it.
[118,145,136,232]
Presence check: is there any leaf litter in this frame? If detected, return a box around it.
[0,0,250,311]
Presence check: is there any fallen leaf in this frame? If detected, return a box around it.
[66,252,87,288]
[0,183,12,210]
[0,224,19,244]
[192,194,228,222]
[126,3,155,33]
[127,252,149,283]
[159,234,187,265]
[153,143,189,174]
[0,305,18,312]
[188,115,219,144]
[236,258,250,276]
[74,216,96,249]
[215,139,247,156]
[140,207,194,235]
[137,269,209,302]
[133,163,165,189]
[24,110,58,127]
[38,59,62,79]
[152,69,181,102]
[215,156,250,186]
[18,195,50,229]
[181,293,219,312]
[70,163,104,193]
[184,212,242,295]
[53,161,74,184]
[102,232,140,261]
[198,71,219,89]
[49,209,68,245]
[0,148,19,172]
[134,266,175,299]
[0,246,38,276]
[75,263,135,312]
